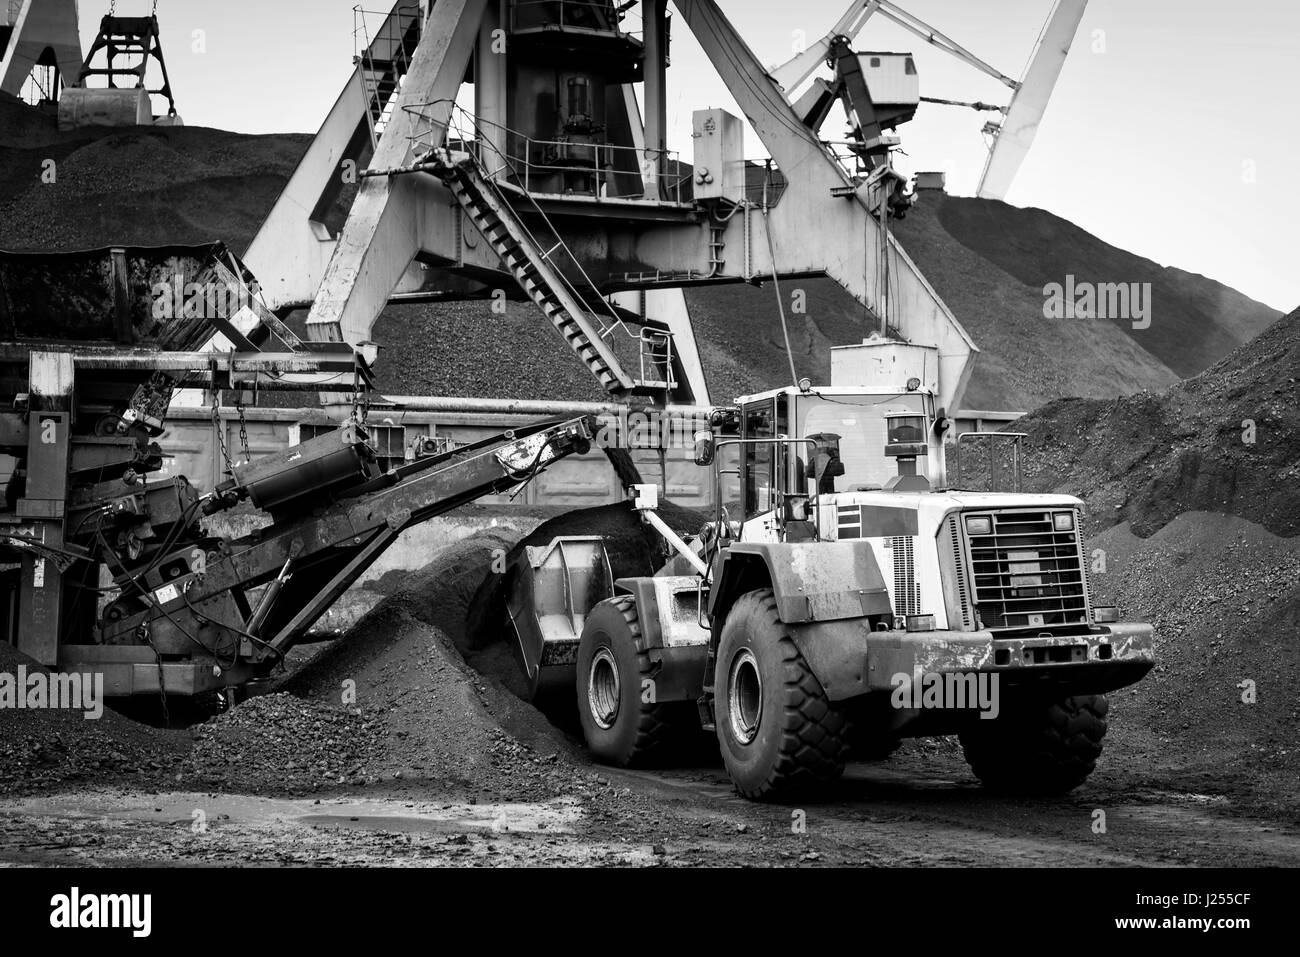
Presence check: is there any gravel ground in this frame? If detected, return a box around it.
[1087,514,1300,820]
[0,644,188,798]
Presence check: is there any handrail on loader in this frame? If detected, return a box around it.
[953,430,1029,493]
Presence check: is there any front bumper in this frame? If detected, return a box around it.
[789,620,1155,703]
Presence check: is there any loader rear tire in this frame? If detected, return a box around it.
[959,694,1109,795]
[714,589,850,800]
[576,596,671,767]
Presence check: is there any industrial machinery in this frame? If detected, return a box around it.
[236,0,1087,417]
[2,1,1102,736]
[247,0,1047,415]
[510,339,1155,798]
[0,244,596,700]
[57,5,181,130]
[769,0,1090,201]
[0,0,82,107]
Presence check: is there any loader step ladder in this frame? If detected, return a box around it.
[355,3,423,145]
[425,147,675,398]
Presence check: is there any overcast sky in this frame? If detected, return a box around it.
[80,0,1298,312]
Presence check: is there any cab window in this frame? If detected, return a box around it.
[797,392,929,490]
[742,400,775,519]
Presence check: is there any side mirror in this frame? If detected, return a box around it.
[933,407,952,437]
[693,431,716,467]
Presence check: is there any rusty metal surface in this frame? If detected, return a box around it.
[713,541,893,624]
[0,243,230,345]
[507,535,613,693]
[789,618,1156,702]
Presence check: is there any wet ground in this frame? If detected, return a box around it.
[3,748,1296,868]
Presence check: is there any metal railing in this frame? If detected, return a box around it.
[638,327,676,390]
[510,0,644,41]
[742,159,788,209]
[353,3,423,141]
[952,431,1028,493]
[404,100,678,389]
[512,138,687,204]
[406,104,689,206]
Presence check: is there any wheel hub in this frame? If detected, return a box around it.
[727,648,762,745]
[588,647,621,730]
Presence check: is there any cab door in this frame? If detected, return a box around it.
[738,397,788,542]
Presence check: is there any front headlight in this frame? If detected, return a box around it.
[965,515,992,536]
[1053,511,1075,532]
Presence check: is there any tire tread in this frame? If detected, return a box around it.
[613,595,672,760]
[959,694,1108,795]
[727,590,850,800]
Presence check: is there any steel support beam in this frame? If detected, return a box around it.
[474,0,508,180]
[243,67,373,307]
[643,0,669,172]
[306,0,490,345]
[0,0,82,99]
[15,350,74,665]
[244,1,468,312]
[379,394,710,417]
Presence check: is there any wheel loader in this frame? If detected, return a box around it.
[508,339,1155,799]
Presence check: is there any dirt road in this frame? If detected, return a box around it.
[3,746,1295,868]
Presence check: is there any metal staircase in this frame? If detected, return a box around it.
[425,147,675,398]
[355,3,423,146]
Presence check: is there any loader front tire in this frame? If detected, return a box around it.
[576,596,671,767]
[959,694,1109,795]
[713,589,850,800]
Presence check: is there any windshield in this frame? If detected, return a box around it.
[797,393,929,490]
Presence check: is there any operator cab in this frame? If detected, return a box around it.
[695,339,951,542]
[721,382,944,520]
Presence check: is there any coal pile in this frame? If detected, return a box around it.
[364,300,610,403]
[925,194,1279,380]
[0,98,310,255]
[275,502,705,798]
[1017,307,1300,538]
[282,529,589,801]
[1087,515,1300,815]
[0,644,187,796]
[180,693,385,793]
[1010,309,1300,813]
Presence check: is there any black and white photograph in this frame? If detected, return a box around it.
[0,0,1293,937]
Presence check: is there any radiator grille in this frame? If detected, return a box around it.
[888,536,921,617]
[947,515,974,629]
[965,510,1089,631]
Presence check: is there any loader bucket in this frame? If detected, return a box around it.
[506,536,613,700]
